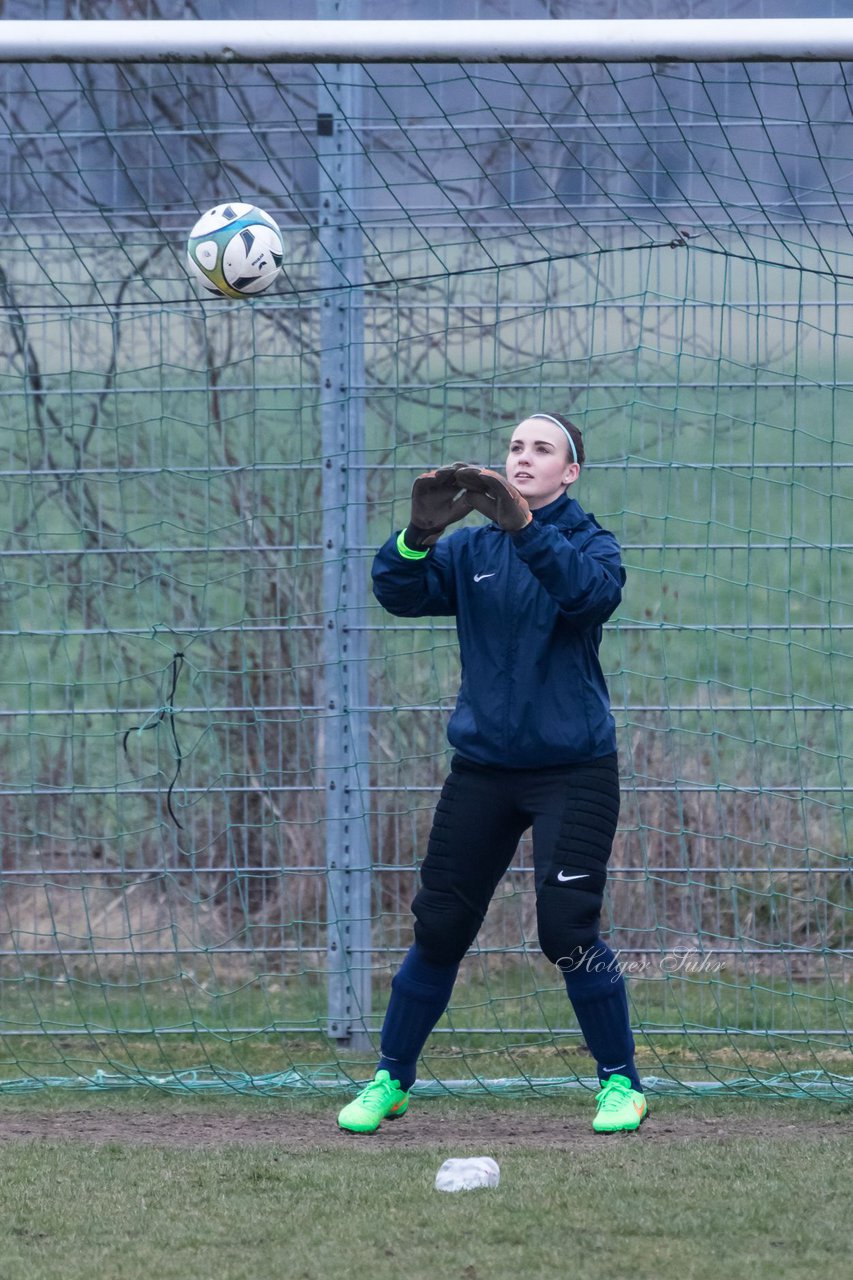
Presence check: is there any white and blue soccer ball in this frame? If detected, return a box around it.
[186,202,284,299]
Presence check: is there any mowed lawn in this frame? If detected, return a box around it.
[0,1092,850,1280]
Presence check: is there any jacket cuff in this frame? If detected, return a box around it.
[509,519,539,548]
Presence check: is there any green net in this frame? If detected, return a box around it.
[0,53,850,1098]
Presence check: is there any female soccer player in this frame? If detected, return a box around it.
[338,412,648,1135]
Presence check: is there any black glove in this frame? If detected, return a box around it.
[453,466,532,533]
[404,462,475,549]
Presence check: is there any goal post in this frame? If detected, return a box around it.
[0,20,849,1099]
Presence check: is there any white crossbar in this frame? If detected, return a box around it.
[1,18,853,63]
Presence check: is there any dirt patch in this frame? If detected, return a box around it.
[0,1106,848,1151]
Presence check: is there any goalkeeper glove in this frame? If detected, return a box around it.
[453,466,532,533]
[404,462,475,549]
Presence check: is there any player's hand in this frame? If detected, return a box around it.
[453,466,532,533]
[406,462,476,549]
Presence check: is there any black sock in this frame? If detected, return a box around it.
[377,944,459,1091]
[562,941,642,1092]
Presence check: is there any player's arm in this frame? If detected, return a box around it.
[371,464,473,618]
[510,521,625,628]
[371,532,458,617]
[455,465,624,627]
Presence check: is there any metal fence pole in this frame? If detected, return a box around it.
[318,51,373,1051]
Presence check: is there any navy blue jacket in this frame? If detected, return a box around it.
[371,492,625,768]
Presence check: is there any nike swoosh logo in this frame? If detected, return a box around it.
[557,872,589,883]
[473,572,496,582]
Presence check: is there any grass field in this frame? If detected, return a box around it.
[0,1091,850,1280]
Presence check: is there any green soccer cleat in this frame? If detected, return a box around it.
[592,1074,649,1133]
[337,1070,410,1134]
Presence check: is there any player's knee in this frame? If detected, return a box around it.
[412,886,481,966]
[536,885,602,968]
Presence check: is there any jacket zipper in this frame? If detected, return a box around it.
[503,538,520,757]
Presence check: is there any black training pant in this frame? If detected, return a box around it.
[412,751,621,968]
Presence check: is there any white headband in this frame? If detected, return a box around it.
[529,414,579,466]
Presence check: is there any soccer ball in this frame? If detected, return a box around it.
[186,202,283,299]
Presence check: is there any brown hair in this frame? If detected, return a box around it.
[531,411,585,468]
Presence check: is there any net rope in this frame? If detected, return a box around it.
[0,55,849,1097]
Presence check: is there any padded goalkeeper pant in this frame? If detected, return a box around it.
[378,751,639,1090]
[412,751,619,967]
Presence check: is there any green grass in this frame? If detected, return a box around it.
[0,1094,850,1280]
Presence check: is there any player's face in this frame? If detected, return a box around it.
[506,419,580,509]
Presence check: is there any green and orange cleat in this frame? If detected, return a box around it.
[592,1074,649,1133]
[337,1070,410,1134]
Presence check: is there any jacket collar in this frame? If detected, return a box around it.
[530,492,587,529]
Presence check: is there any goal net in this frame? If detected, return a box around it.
[0,20,849,1098]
